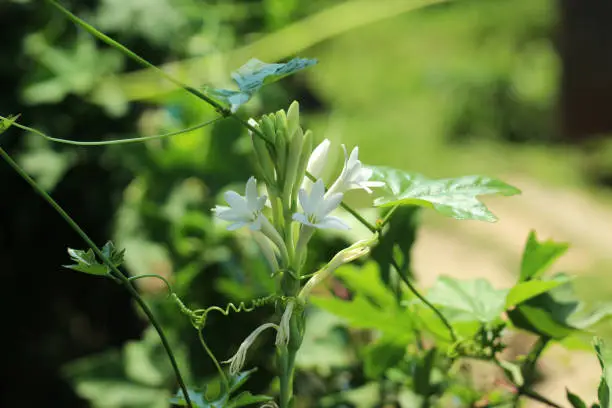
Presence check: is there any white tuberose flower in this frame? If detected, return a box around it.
[328,145,385,195]
[292,179,349,230]
[306,138,331,179]
[301,138,331,192]
[213,176,267,231]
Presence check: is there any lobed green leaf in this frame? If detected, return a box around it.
[202,57,317,112]
[426,276,508,323]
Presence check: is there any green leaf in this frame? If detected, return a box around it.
[311,264,415,339]
[507,280,612,339]
[64,241,125,276]
[170,368,272,408]
[335,263,397,309]
[371,206,420,283]
[203,57,317,112]
[595,337,612,408]
[519,230,569,282]
[499,360,524,387]
[505,275,570,308]
[362,337,406,379]
[368,166,521,222]
[413,348,437,397]
[567,388,588,408]
[426,276,509,323]
[227,392,274,408]
[295,309,352,375]
[0,114,19,135]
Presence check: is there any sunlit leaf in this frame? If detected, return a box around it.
[508,280,612,339]
[368,166,520,222]
[202,57,317,112]
[311,264,415,339]
[519,230,569,282]
[505,275,570,308]
[426,276,508,323]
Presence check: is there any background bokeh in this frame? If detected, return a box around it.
[1,0,612,406]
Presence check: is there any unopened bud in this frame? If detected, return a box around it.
[286,101,300,140]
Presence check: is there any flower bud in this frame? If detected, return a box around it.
[282,126,304,203]
[292,130,313,203]
[260,114,277,144]
[252,134,276,185]
[298,234,378,301]
[286,101,300,140]
[275,110,289,143]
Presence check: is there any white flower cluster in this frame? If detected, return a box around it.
[213,139,384,232]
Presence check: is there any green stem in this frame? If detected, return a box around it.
[1,115,221,146]
[379,204,400,229]
[512,336,550,408]
[198,329,229,392]
[0,146,193,408]
[391,258,457,342]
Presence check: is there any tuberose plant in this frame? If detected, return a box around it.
[3,2,612,408]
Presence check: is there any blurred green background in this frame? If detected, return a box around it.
[2,0,612,406]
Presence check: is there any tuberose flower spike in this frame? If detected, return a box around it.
[292,179,349,230]
[213,176,268,231]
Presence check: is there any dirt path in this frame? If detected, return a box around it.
[411,175,612,407]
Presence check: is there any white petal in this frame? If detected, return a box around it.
[292,212,312,226]
[306,139,331,179]
[249,215,263,231]
[227,221,248,231]
[318,192,344,219]
[316,216,350,230]
[213,205,232,217]
[347,146,360,169]
[311,179,326,203]
[225,191,249,214]
[362,180,385,188]
[245,177,259,211]
[359,167,374,181]
[298,188,313,215]
[255,195,268,211]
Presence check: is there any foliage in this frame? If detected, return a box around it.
[2,1,611,408]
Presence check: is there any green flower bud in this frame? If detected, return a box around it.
[292,129,313,205]
[275,110,289,143]
[282,126,304,204]
[286,101,300,140]
[252,135,276,185]
[260,114,277,144]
